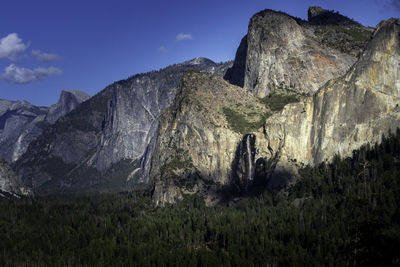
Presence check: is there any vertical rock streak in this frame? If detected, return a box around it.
[246,134,253,181]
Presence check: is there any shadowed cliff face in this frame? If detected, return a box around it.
[308,6,362,26]
[224,35,248,88]
[0,90,89,163]
[264,19,400,189]
[231,134,256,194]
[225,8,371,97]
[14,58,232,191]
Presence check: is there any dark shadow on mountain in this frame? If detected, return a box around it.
[224,35,248,87]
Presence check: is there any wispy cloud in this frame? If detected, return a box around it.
[158,46,168,53]
[2,64,63,84]
[176,33,192,41]
[0,33,29,61]
[31,49,61,62]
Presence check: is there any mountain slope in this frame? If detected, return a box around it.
[150,71,269,205]
[263,18,400,189]
[14,58,232,192]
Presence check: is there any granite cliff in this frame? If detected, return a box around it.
[14,58,232,191]
[150,71,270,205]
[263,18,400,189]
[225,7,372,97]
[151,8,395,204]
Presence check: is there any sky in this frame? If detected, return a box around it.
[0,0,399,106]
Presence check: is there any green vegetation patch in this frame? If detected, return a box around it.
[222,107,270,134]
[161,148,194,178]
[314,25,372,55]
[320,25,372,42]
[259,93,300,112]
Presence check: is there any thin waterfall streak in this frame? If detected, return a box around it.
[246,135,253,181]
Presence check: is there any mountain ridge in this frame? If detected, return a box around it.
[4,7,399,206]
[14,58,232,192]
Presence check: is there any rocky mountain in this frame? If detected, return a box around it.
[0,90,89,163]
[9,6,399,207]
[151,14,399,204]
[264,18,400,189]
[0,158,30,198]
[14,58,232,191]
[224,7,372,97]
[150,71,269,205]
[46,90,91,124]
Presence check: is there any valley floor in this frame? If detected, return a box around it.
[1,131,400,266]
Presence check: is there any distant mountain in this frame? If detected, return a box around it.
[46,90,91,124]
[0,90,90,162]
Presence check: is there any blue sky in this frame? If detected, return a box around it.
[0,0,398,106]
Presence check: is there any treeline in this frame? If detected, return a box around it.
[1,131,400,266]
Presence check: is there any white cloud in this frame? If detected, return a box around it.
[176,33,192,41]
[2,64,63,84]
[0,33,29,61]
[158,46,168,53]
[31,49,61,62]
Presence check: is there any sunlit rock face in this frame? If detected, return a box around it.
[225,8,368,97]
[0,90,89,163]
[263,19,400,189]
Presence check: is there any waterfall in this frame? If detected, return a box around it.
[233,134,256,193]
[246,135,253,181]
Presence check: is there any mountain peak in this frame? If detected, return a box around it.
[46,90,90,124]
[308,6,362,26]
[183,57,215,66]
[60,90,90,103]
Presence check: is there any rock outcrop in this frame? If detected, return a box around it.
[46,90,90,124]
[15,58,232,192]
[225,8,371,97]
[263,19,400,189]
[0,158,30,198]
[151,17,399,204]
[150,71,269,205]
